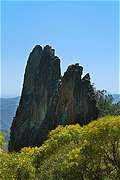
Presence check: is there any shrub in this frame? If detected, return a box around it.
[61,116,120,179]
[0,152,36,180]
[0,116,120,179]
[32,116,120,179]
[0,132,5,150]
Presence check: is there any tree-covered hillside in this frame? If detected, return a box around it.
[94,90,120,117]
[0,116,120,179]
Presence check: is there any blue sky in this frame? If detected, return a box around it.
[1,1,119,97]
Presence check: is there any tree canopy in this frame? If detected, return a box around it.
[94,89,120,117]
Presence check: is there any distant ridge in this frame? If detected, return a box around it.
[112,94,120,103]
[0,97,20,139]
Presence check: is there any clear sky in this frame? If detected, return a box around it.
[1,1,119,97]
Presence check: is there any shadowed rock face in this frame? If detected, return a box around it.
[9,45,61,151]
[9,45,98,151]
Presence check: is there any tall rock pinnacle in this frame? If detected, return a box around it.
[9,45,98,151]
[9,45,61,151]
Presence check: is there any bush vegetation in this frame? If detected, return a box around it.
[94,89,120,117]
[0,116,120,179]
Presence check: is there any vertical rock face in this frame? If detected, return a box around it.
[9,45,98,151]
[9,45,61,151]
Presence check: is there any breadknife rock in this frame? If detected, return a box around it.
[9,45,98,151]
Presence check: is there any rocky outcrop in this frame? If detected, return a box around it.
[9,45,98,151]
[47,65,98,126]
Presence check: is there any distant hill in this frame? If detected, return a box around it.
[112,94,120,103]
[0,97,19,139]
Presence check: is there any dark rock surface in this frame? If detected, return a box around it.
[9,45,98,151]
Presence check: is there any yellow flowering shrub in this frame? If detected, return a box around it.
[0,116,120,179]
[33,116,120,179]
[60,116,120,179]
[0,132,5,150]
[0,151,36,179]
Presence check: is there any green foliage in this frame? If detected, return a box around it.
[61,116,120,179]
[0,131,35,180]
[0,116,120,179]
[94,89,120,117]
[0,152,35,180]
[0,132,5,150]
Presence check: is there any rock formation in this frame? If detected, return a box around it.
[9,45,98,151]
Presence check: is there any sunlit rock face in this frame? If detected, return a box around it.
[9,45,98,151]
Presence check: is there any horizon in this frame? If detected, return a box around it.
[1,1,119,97]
